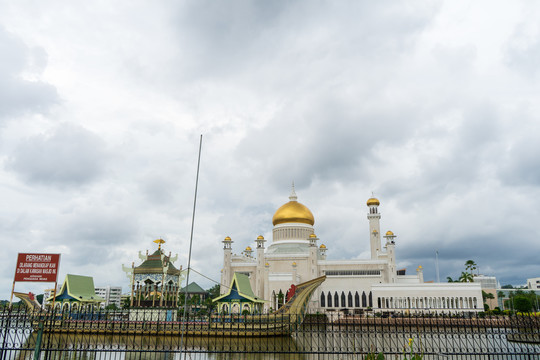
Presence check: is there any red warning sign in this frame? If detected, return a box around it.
[14,253,60,282]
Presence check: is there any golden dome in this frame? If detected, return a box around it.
[292,262,297,266]
[265,262,270,266]
[224,236,231,242]
[245,246,252,251]
[319,244,326,249]
[385,230,394,236]
[309,234,317,238]
[367,197,380,206]
[272,201,314,226]
[257,235,264,240]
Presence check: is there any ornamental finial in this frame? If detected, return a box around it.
[153,238,166,250]
[289,181,297,201]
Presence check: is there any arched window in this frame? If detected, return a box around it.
[341,292,346,307]
[369,292,373,307]
[355,292,360,307]
[362,292,367,307]
[327,293,332,307]
[334,292,339,307]
[348,292,353,307]
[320,292,326,307]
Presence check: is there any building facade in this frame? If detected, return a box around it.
[220,186,482,314]
[95,286,122,309]
[527,277,540,290]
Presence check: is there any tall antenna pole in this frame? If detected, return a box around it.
[179,134,202,359]
[435,250,440,283]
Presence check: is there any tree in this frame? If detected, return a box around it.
[465,260,477,274]
[513,296,533,312]
[482,291,494,303]
[447,260,478,284]
[501,284,514,289]
[207,284,220,298]
[459,271,473,283]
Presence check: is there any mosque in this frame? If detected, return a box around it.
[220,185,482,314]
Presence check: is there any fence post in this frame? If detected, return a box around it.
[33,321,44,360]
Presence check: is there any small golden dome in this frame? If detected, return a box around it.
[385,230,394,236]
[224,236,231,241]
[367,197,380,206]
[309,234,317,238]
[292,262,297,266]
[320,244,326,249]
[257,235,264,240]
[245,246,252,251]
[265,262,269,266]
[272,201,314,226]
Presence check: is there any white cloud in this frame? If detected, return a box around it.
[1,1,540,299]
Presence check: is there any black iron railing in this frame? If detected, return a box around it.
[1,306,539,360]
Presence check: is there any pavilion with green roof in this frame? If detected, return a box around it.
[212,273,265,314]
[47,274,104,311]
[122,239,184,308]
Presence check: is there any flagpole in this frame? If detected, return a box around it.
[179,135,203,360]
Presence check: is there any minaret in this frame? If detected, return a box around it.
[367,195,382,259]
[384,231,397,283]
[308,233,319,278]
[255,235,266,299]
[221,236,233,295]
[319,244,327,260]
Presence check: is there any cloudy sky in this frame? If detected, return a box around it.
[1,1,540,298]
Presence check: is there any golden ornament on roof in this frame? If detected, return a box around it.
[257,235,264,240]
[320,244,326,249]
[367,197,380,206]
[385,230,394,236]
[224,236,231,241]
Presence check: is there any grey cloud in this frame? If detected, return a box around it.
[0,26,58,122]
[167,1,438,83]
[7,124,108,187]
[505,26,540,78]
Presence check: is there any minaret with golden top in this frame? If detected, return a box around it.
[367,194,382,259]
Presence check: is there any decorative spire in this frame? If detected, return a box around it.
[289,181,297,201]
[153,238,166,250]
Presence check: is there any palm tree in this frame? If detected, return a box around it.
[465,260,477,274]
[459,271,473,283]
[446,276,455,283]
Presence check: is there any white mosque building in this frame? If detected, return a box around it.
[220,186,482,314]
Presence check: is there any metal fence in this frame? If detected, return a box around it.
[1,306,539,360]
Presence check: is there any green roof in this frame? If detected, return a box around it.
[135,249,180,274]
[213,273,265,303]
[180,282,207,294]
[48,274,104,303]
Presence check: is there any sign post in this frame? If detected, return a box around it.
[10,253,61,309]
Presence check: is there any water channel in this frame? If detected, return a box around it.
[3,322,539,360]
